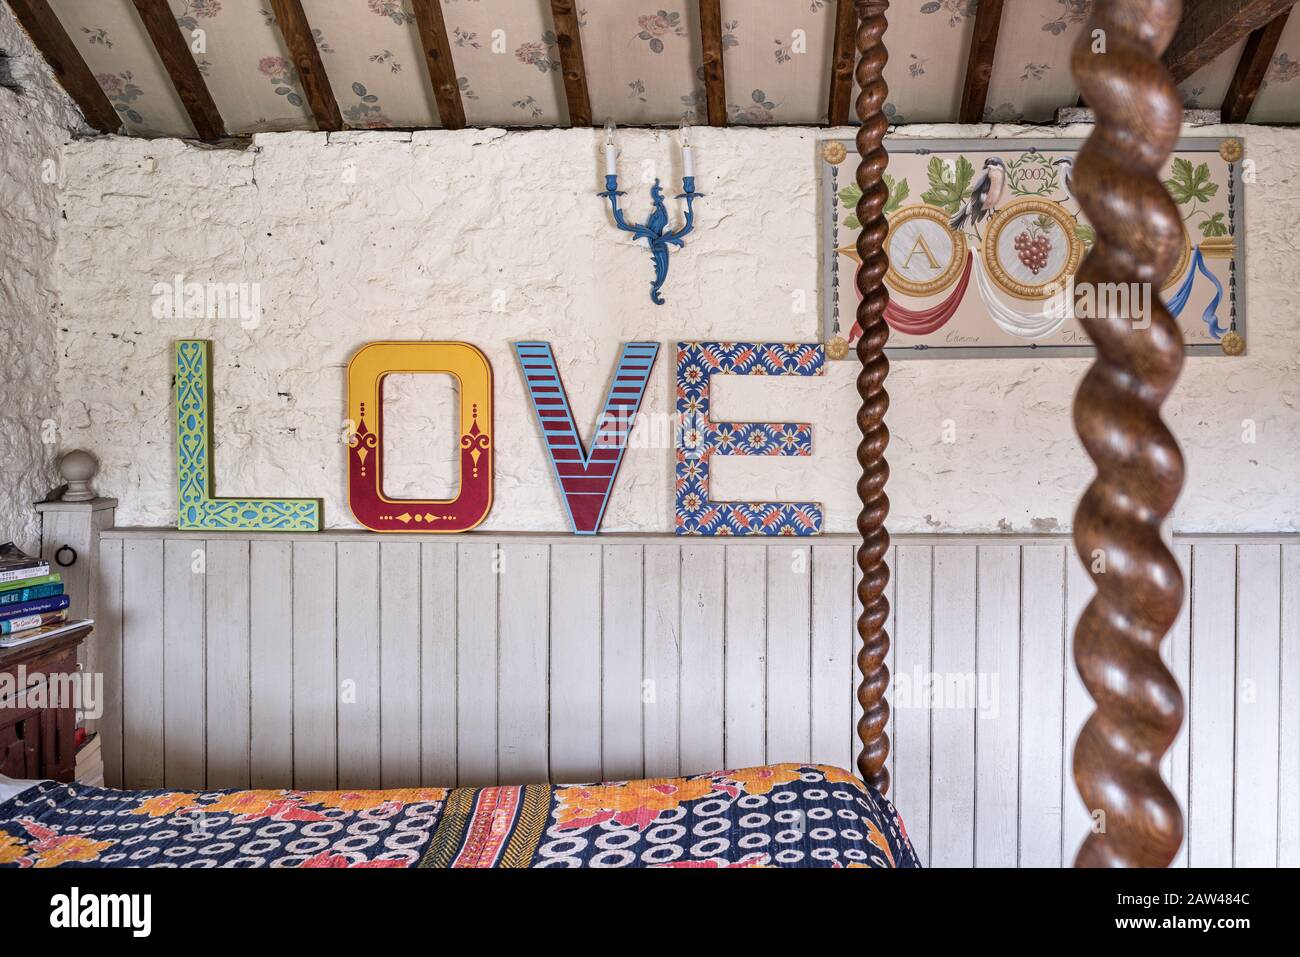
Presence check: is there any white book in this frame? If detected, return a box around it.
[0,563,49,585]
[0,617,93,649]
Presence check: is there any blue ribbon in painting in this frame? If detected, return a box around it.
[1166,247,1227,339]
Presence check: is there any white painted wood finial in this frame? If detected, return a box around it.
[57,449,99,502]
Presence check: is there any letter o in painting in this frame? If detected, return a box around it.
[346,341,494,533]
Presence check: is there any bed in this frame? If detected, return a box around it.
[0,764,917,868]
[1,0,1184,871]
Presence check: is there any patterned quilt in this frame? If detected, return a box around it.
[0,763,919,869]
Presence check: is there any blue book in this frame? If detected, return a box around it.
[0,594,70,623]
[0,580,63,607]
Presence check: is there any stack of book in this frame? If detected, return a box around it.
[0,542,89,648]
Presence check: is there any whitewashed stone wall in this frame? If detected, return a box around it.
[51,123,1300,533]
[0,7,83,550]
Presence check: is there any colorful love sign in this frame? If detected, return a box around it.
[172,338,829,535]
[175,340,322,531]
[514,341,659,534]
[346,341,494,533]
[675,341,825,536]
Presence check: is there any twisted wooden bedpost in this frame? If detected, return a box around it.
[1070,0,1186,867]
[853,0,892,794]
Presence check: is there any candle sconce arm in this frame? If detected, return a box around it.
[598,175,702,305]
[667,179,702,246]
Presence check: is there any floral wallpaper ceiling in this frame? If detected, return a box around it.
[33,0,1300,137]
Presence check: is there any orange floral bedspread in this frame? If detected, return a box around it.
[0,764,918,869]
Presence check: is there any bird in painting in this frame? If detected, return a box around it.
[949,157,1007,236]
[1053,156,1075,204]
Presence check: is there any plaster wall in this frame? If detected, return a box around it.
[50,123,1300,533]
[0,6,84,550]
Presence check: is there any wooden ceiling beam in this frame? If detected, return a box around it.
[549,0,591,126]
[958,0,1005,123]
[1165,0,1299,83]
[1221,7,1291,121]
[698,0,726,126]
[130,0,224,140]
[827,0,857,125]
[6,0,120,133]
[411,0,464,130]
[267,0,341,132]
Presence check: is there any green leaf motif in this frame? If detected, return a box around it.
[920,155,974,215]
[884,173,910,214]
[838,176,909,229]
[839,183,861,229]
[1199,211,1229,237]
[1074,224,1096,246]
[1163,157,1219,205]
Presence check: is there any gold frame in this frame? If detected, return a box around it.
[982,198,1084,301]
[883,204,969,297]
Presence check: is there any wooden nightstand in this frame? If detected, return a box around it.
[0,624,91,782]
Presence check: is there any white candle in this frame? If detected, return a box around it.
[604,119,618,177]
[679,118,694,178]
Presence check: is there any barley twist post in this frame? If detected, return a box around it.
[1070,0,1187,867]
[853,0,892,794]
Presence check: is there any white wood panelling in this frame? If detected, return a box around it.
[974,544,1020,867]
[455,543,497,787]
[643,544,682,778]
[497,543,549,784]
[892,544,932,863]
[419,543,458,787]
[810,544,852,771]
[679,544,724,774]
[121,539,163,789]
[248,541,292,787]
[602,545,644,781]
[1280,546,1300,867]
[205,539,250,789]
[724,546,767,770]
[95,531,1300,867]
[291,540,337,790]
[550,544,601,783]
[930,546,976,867]
[1189,543,1236,867]
[1019,545,1066,867]
[379,542,421,787]
[767,545,812,765]
[162,539,205,789]
[1235,544,1281,866]
[336,541,381,789]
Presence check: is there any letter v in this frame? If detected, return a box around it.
[514,342,659,534]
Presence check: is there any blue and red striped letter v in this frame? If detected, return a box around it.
[514,341,660,534]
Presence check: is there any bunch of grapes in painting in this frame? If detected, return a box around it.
[1014,215,1054,275]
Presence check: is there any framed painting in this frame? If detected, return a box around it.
[820,137,1246,358]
